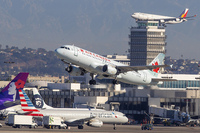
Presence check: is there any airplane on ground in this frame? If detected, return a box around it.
[131,8,196,25]
[55,45,176,85]
[17,88,128,129]
[32,88,102,110]
[0,72,29,110]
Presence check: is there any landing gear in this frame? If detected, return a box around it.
[89,73,96,85]
[89,80,96,85]
[112,79,118,85]
[78,125,84,129]
[113,124,116,130]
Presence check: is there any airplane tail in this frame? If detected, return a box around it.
[32,88,52,109]
[148,53,165,77]
[0,72,29,110]
[179,8,189,18]
[18,89,43,116]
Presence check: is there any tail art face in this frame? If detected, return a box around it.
[0,73,28,110]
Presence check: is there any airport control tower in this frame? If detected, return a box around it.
[129,20,166,66]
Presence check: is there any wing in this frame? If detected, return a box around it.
[116,64,170,73]
[66,116,95,123]
[152,78,177,82]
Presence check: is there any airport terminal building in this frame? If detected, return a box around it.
[22,73,200,122]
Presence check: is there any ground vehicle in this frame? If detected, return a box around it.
[43,116,67,129]
[8,114,37,128]
[141,124,153,130]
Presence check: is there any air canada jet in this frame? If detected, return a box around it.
[17,88,128,129]
[55,45,176,85]
[131,8,196,24]
[0,72,28,110]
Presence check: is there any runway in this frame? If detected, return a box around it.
[0,124,200,133]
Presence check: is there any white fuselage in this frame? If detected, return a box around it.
[37,109,128,125]
[131,13,184,24]
[55,45,155,85]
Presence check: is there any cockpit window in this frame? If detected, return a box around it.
[60,46,70,50]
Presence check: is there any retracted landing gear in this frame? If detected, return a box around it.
[89,73,96,85]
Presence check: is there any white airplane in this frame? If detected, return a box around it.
[131,8,196,24]
[55,45,175,85]
[17,89,128,129]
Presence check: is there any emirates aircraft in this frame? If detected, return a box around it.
[55,45,175,85]
[131,8,196,24]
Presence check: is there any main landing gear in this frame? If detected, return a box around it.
[89,73,96,85]
[113,124,116,130]
[112,79,118,85]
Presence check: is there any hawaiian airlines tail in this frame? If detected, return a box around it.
[179,8,189,18]
[0,72,29,110]
[18,89,43,116]
[148,53,165,77]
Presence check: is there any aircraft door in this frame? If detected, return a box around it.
[74,46,78,56]
[143,72,147,82]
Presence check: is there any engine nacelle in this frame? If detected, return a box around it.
[65,65,84,76]
[102,65,117,75]
[88,119,103,127]
[160,19,165,23]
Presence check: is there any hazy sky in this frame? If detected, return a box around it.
[0,0,199,60]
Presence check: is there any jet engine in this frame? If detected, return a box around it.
[176,18,180,21]
[102,65,117,75]
[160,19,165,23]
[65,65,85,76]
[87,119,103,127]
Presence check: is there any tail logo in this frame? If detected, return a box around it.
[15,79,25,89]
[7,79,25,101]
[152,62,159,73]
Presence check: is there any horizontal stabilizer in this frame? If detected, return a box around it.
[117,64,170,73]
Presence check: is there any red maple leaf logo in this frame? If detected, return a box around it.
[152,62,159,73]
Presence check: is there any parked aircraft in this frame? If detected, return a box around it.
[0,72,28,110]
[131,8,196,25]
[17,88,128,129]
[55,45,175,85]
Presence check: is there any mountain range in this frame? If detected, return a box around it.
[0,0,199,59]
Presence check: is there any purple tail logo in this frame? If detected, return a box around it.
[0,72,29,110]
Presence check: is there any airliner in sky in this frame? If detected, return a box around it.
[131,8,196,24]
[18,88,128,129]
[0,72,28,110]
[55,45,175,85]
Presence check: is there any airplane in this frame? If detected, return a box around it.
[55,45,176,85]
[0,72,29,110]
[131,8,196,25]
[32,87,101,110]
[17,88,128,129]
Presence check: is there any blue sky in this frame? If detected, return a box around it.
[0,0,199,59]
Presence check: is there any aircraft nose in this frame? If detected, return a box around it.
[124,117,128,123]
[55,48,63,58]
